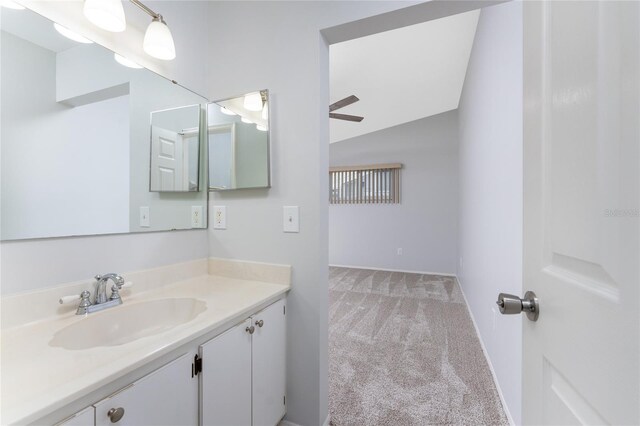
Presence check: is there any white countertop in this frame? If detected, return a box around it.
[1,274,290,425]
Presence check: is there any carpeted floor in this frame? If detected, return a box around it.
[328,267,508,426]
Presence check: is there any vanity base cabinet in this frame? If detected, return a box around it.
[94,352,198,426]
[200,318,253,426]
[200,298,286,426]
[55,407,95,426]
[252,298,287,426]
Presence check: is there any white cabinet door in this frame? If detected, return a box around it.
[94,353,198,426]
[200,318,252,426]
[523,1,639,425]
[252,299,286,426]
[56,407,95,426]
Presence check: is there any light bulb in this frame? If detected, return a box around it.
[241,117,252,124]
[244,92,263,111]
[262,102,268,120]
[143,16,176,61]
[54,23,93,44]
[114,53,142,69]
[220,107,236,116]
[256,124,267,132]
[1,1,25,10]
[83,0,126,33]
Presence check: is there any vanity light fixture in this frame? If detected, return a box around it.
[114,53,143,69]
[244,92,263,112]
[220,107,236,116]
[54,23,94,44]
[256,124,267,132]
[130,0,175,60]
[83,0,126,32]
[1,0,25,9]
[241,117,252,124]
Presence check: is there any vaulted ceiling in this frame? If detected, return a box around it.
[330,9,480,143]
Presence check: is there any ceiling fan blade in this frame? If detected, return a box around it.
[329,95,360,112]
[329,113,364,122]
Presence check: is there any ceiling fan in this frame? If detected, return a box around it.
[329,95,364,122]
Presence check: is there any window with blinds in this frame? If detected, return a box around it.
[329,163,402,204]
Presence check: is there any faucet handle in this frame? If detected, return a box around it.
[109,281,132,301]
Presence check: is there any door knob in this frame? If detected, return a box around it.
[496,291,539,321]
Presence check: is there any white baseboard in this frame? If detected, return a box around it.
[456,276,515,426]
[329,264,456,277]
[279,414,329,426]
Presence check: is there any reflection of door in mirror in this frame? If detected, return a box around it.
[151,127,185,191]
[149,105,201,192]
[208,124,236,190]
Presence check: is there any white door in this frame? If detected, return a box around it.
[523,1,639,425]
[151,126,184,191]
[200,318,252,426]
[252,299,287,426]
[94,353,198,425]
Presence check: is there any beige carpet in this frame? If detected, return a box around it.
[328,267,508,426]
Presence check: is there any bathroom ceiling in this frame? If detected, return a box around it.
[330,9,480,143]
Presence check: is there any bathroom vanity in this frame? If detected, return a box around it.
[0,259,290,426]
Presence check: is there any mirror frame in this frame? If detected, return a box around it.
[208,89,272,191]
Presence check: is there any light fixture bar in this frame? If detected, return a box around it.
[129,0,159,19]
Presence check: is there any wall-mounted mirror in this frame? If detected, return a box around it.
[150,105,201,192]
[1,7,208,240]
[207,90,270,190]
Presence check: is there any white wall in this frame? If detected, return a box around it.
[203,3,416,424]
[1,31,130,240]
[329,111,458,274]
[0,1,210,296]
[457,2,523,424]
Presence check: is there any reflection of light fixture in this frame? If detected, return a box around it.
[54,23,93,44]
[142,15,176,60]
[83,0,126,32]
[114,53,143,69]
[262,102,268,120]
[220,107,236,116]
[1,1,25,10]
[241,117,252,124]
[256,124,267,132]
[244,92,263,111]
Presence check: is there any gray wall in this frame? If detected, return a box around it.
[329,111,458,274]
[457,3,523,424]
[204,3,415,425]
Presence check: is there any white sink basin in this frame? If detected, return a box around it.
[50,298,207,350]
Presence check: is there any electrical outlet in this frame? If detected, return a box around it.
[397,248,403,256]
[213,206,226,229]
[191,206,203,228]
[140,206,150,227]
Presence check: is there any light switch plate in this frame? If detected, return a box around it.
[191,206,203,228]
[283,206,299,233]
[139,206,150,228]
[213,206,226,230]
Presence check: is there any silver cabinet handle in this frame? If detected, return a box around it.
[255,319,264,328]
[496,291,539,321]
[107,407,125,423]
[246,325,255,334]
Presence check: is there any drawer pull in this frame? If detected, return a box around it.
[108,407,125,423]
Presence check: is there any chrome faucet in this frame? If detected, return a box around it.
[94,273,125,304]
[72,273,127,315]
